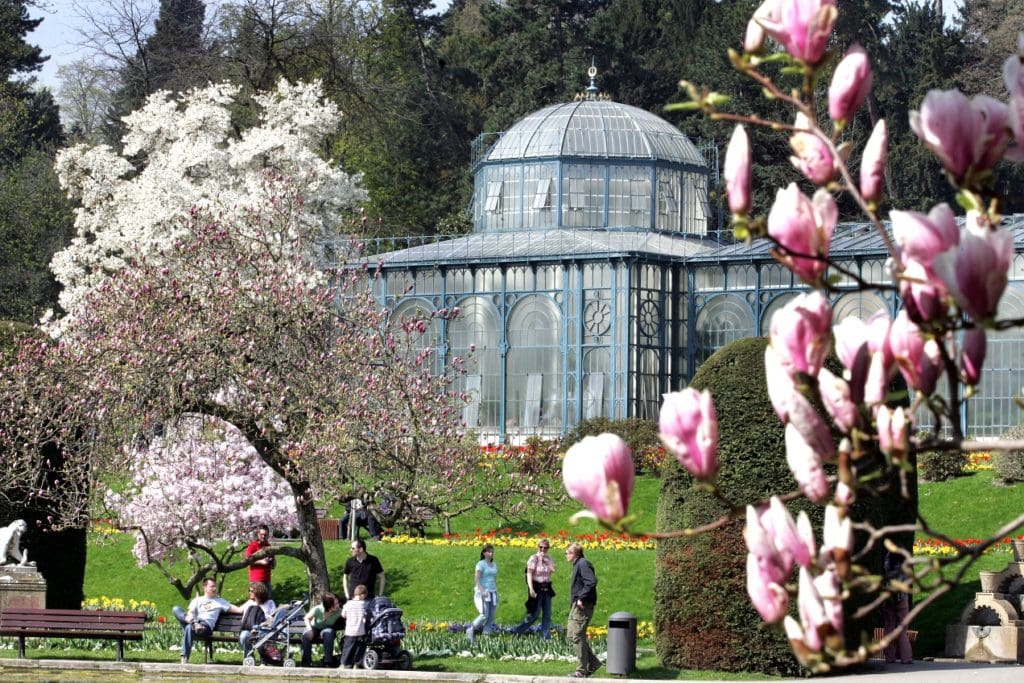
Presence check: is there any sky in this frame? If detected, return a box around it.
[28,0,455,92]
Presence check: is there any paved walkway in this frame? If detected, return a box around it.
[0,658,1021,682]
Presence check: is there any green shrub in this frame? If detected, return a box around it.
[993,425,1024,483]
[563,417,663,474]
[654,337,808,676]
[918,449,966,481]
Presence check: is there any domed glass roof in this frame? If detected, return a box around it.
[485,100,705,166]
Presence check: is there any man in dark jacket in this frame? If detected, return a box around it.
[565,542,600,677]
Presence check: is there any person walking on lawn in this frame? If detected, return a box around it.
[512,538,556,638]
[566,542,600,678]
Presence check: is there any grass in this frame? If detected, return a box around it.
[11,466,1023,675]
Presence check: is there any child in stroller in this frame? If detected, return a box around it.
[242,598,307,667]
[357,594,413,670]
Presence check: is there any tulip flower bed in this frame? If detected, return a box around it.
[963,451,993,472]
[913,535,1024,557]
[382,529,655,551]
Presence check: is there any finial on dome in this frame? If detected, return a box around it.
[586,60,599,101]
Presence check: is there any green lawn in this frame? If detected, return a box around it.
[58,468,1024,669]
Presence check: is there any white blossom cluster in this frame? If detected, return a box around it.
[51,79,366,321]
[105,415,297,567]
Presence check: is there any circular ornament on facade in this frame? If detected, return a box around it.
[584,299,612,336]
[638,299,661,338]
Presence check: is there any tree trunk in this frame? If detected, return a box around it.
[294,487,331,600]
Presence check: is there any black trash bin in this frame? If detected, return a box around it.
[606,611,637,675]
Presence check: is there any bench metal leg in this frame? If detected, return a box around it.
[17,635,25,658]
[116,638,125,661]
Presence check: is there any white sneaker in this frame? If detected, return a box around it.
[466,625,475,644]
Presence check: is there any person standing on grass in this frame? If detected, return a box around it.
[512,539,556,638]
[565,542,600,678]
[340,584,369,668]
[882,550,913,664]
[467,543,498,644]
[172,577,242,665]
[245,524,275,598]
[343,538,386,599]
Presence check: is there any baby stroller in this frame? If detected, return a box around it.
[360,595,413,670]
[242,598,307,667]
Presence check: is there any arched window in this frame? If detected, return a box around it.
[448,296,502,430]
[507,295,563,432]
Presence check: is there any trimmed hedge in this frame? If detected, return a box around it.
[563,416,663,474]
[654,337,810,676]
[653,336,916,675]
[993,424,1024,484]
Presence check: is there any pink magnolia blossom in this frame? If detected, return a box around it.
[756,0,838,65]
[768,290,832,378]
[765,344,799,423]
[813,564,844,634]
[790,113,836,184]
[785,421,830,503]
[860,119,887,202]
[746,552,790,623]
[899,258,949,323]
[892,204,960,266]
[562,433,635,524]
[834,481,854,506]
[829,44,872,124]
[767,184,837,284]
[761,496,815,569]
[889,310,942,395]
[817,367,857,433]
[659,388,719,480]
[910,90,1012,183]
[797,567,828,651]
[933,212,1015,322]
[1003,43,1024,159]
[725,125,753,214]
[876,405,909,461]
[960,328,987,387]
[822,505,852,561]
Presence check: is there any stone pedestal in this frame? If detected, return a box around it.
[946,561,1024,663]
[0,566,47,612]
[946,623,1024,663]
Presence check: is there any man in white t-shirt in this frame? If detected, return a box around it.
[172,577,243,664]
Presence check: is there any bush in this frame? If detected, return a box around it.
[918,449,966,482]
[654,337,808,676]
[563,417,663,474]
[993,425,1024,484]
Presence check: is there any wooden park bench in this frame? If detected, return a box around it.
[0,607,146,661]
[200,611,305,663]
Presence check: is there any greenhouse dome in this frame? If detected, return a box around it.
[471,77,712,235]
[327,71,1024,443]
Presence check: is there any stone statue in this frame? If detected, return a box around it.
[0,519,34,567]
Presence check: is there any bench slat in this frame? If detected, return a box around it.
[0,608,148,662]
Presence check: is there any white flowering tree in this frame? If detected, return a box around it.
[50,79,365,322]
[106,415,298,600]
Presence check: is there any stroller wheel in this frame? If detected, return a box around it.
[399,650,413,670]
[283,658,296,668]
[242,656,256,667]
[362,648,380,670]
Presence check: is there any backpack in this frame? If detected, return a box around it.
[240,603,266,632]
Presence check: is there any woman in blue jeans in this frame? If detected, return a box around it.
[513,539,556,638]
[466,543,498,644]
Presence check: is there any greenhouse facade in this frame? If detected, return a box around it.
[327,88,1024,442]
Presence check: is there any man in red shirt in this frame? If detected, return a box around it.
[245,524,275,598]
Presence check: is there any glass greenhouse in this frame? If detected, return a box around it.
[326,90,1024,443]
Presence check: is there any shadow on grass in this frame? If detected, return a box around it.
[915,576,981,657]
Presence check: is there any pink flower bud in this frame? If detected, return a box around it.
[876,405,909,461]
[562,433,634,524]
[889,310,942,395]
[822,505,852,560]
[817,367,857,433]
[910,90,1011,183]
[892,203,959,266]
[960,328,987,387]
[797,567,827,651]
[767,184,837,284]
[860,119,887,202]
[933,211,1015,322]
[725,125,753,214]
[765,344,798,423]
[829,44,872,123]
[746,552,790,623]
[768,290,832,377]
[761,496,815,569]
[659,388,719,480]
[756,0,838,66]
[789,113,835,184]
[745,0,777,53]
[785,421,830,503]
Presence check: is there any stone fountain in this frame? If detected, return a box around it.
[946,540,1024,663]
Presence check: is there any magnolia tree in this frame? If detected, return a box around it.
[562,1,1024,673]
[50,78,366,324]
[105,415,298,600]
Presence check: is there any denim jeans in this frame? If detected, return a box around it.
[172,605,211,659]
[469,592,497,639]
[301,627,337,666]
[515,588,553,638]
